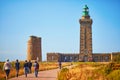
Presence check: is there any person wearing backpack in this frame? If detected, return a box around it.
[3,59,12,79]
[33,61,39,77]
[24,60,29,77]
[28,60,32,73]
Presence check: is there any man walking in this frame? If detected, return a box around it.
[15,59,20,77]
[28,60,32,73]
[24,60,29,77]
[59,61,62,69]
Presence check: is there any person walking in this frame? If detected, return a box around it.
[15,59,20,77]
[3,59,12,79]
[33,61,39,77]
[59,61,62,69]
[28,60,32,73]
[24,60,29,77]
[58,59,62,69]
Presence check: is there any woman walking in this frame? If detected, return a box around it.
[15,59,20,77]
[3,59,12,79]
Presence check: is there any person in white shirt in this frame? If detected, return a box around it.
[3,59,12,79]
[33,61,39,77]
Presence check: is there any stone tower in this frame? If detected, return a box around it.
[27,36,42,62]
[79,5,93,61]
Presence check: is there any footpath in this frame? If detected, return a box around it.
[9,69,59,80]
[9,64,76,80]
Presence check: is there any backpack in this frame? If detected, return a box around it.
[35,63,39,70]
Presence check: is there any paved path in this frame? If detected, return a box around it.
[9,65,76,80]
[9,69,59,80]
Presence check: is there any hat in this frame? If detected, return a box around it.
[6,59,9,62]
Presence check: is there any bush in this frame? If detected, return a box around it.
[58,68,69,80]
[104,62,114,75]
[0,62,4,70]
[61,68,69,72]
[107,70,120,80]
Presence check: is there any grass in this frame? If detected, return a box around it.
[57,62,120,80]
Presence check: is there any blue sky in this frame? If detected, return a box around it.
[0,0,120,61]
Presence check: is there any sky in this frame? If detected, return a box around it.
[0,0,120,61]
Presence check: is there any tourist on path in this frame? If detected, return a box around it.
[3,59,12,79]
[15,59,20,77]
[24,60,29,77]
[28,60,32,73]
[33,61,39,77]
[58,60,62,69]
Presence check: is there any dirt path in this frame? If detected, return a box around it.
[9,69,59,80]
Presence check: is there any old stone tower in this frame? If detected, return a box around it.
[27,36,42,62]
[79,5,93,61]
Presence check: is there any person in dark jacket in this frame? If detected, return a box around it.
[15,59,20,77]
[28,60,32,73]
[24,60,29,77]
[58,59,62,69]
[58,61,62,69]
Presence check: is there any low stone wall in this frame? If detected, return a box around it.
[47,52,120,62]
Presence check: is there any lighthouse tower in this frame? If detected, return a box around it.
[79,5,93,61]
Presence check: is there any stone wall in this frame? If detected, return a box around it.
[47,53,60,62]
[47,52,120,62]
[93,53,111,62]
[60,53,79,62]
[47,53,79,62]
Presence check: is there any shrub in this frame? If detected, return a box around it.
[103,62,115,75]
[0,62,4,70]
[107,70,120,80]
[61,68,69,72]
[58,68,69,80]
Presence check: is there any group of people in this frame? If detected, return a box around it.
[3,59,39,79]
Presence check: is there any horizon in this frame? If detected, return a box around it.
[0,0,120,61]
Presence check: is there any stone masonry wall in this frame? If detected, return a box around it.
[27,36,42,62]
